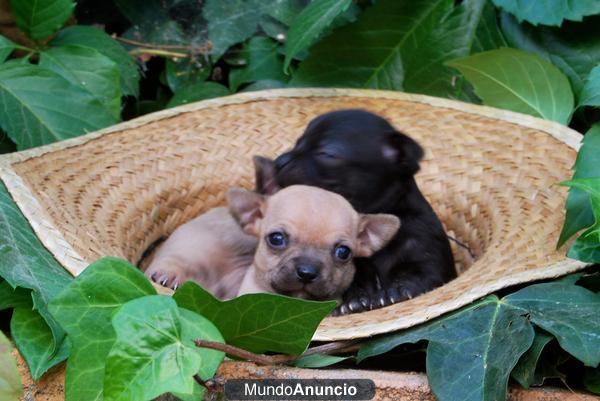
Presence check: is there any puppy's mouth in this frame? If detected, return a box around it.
[271,281,336,301]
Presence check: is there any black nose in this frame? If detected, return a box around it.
[275,152,293,170]
[296,263,319,283]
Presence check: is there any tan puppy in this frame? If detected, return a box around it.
[143,156,278,298]
[143,207,257,298]
[228,185,400,301]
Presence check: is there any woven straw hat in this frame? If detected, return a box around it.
[0,88,588,341]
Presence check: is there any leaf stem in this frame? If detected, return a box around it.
[194,339,360,366]
[114,36,212,55]
[128,48,190,58]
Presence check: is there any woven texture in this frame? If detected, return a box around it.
[0,89,587,341]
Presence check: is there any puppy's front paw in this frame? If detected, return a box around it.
[332,287,415,315]
[144,260,191,290]
[368,287,413,310]
[331,294,371,316]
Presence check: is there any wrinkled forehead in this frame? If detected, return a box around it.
[263,187,359,241]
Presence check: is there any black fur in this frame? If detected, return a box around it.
[270,109,456,314]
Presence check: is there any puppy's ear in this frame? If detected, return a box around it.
[227,188,266,236]
[253,156,280,195]
[382,132,424,176]
[356,214,400,257]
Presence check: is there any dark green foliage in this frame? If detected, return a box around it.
[359,279,600,401]
[558,125,600,248]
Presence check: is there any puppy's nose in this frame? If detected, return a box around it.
[275,152,293,170]
[296,263,319,283]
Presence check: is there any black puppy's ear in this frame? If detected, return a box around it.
[253,156,280,195]
[227,188,265,236]
[356,214,400,257]
[382,132,424,175]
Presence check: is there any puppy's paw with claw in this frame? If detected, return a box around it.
[331,293,372,316]
[144,260,191,291]
[332,287,414,316]
[368,287,413,310]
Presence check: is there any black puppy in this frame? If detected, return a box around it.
[265,109,456,314]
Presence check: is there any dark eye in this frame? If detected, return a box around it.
[266,231,287,249]
[316,151,337,159]
[333,245,352,262]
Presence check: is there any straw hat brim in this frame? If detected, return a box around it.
[0,88,588,341]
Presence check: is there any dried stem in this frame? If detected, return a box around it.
[194,339,360,366]
[114,36,211,55]
[128,48,189,58]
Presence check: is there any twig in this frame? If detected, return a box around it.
[193,374,225,392]
[194,339,360,366]
[128,48,189,58]
[114,36,212,55]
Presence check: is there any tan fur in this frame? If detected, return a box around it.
[230,185,400,301]
[143,207,257,299]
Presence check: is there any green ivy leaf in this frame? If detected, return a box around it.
[500,13,600,100]
[167,81,230,108]
[204,0,264,59]
[0,331,22,401]
[580,65,600,107]
[0,182,72,377]
[291,0,454,90]
[0,63,117,149]
[359,278,600,400]
[48,257,155,401]
[358,296,534,401]
[165,58,211,93]
[511,331,553,388]
[0,35,16,63]
[39,45,122,119]
[229,37,288,91]
[293,353,351,368]
[52,26,141,98]
[558,125,600,247]
[11,303,70,380]
[173,282,336,355]
[0,184,72,301]
[506,280,600,366]
[446,48,574,124]
[0,281,31,310]
[10,0,74,40]
[103,296,224,401]
[585,367,600,394]
[283,0,352,73]
[492,0,600,27]
[560,178,600,263]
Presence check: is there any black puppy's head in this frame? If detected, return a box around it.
[271,109,424,212]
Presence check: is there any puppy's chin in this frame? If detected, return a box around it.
[270,278,341,301]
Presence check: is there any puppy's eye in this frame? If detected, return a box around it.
[333,245,352,262]
[266,231,287,249]
[316,151,338,159]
